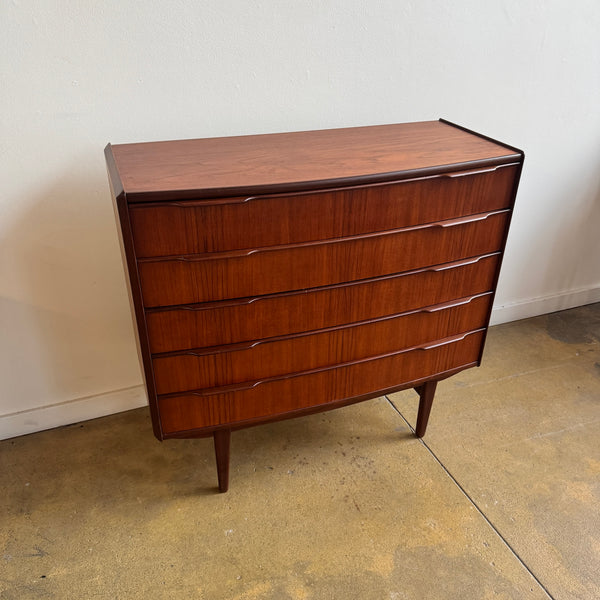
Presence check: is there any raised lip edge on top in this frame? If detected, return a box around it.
[105,119,524,203]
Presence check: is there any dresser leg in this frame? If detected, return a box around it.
[415,380,438,438]
[213,429,231,493]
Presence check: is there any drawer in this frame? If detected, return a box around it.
[129,164,519,257]
[153,292,492,394]
[157,329,485,434]
[138,210,510,307]
[145,253,500,354]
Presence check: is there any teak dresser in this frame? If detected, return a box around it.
[105,119,523,492]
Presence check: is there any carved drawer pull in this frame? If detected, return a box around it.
[421,332,471,350]
[428,256,485,271]
[445,166,500,178]
[423,295,479,312]
[434,209,508,228]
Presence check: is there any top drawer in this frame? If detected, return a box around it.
[128,164,519,258]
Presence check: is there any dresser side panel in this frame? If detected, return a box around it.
[106,148,163,440]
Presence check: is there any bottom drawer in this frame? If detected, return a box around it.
[153,292,492,394]
[158,329,485,435]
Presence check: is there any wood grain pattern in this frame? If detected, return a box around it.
[129,164,518,257]
[163,363,476,439]
[106,120,524,491]
[138,210,509,307]
[108,187,163,439]
[145,253,501,353]
[153,293,492,394]
[108,121,520,201]
[157,330,485,433]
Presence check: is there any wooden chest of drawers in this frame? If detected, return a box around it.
[105,119,523,492]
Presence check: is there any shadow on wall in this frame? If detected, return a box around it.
[541,160,600,300]
[499,155,600,308]
[0,166,142,419]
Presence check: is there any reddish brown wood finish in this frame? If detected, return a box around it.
[415,381,438,438]
[145,253,500,354]
[157,331,485,434]
[138,210,509,307]
[213,430,231,493]
[105,151,163,439]
[153,293,492,394]
[129,164,518,257]
[165,363,476,440]
[109,121,520,201]
[105,120,524,492]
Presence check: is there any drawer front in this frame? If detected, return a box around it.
[129,164,519,257]
[138,210,510,307]
[153,293,492,394]
[145,253,500,353]
[157,330,485,434]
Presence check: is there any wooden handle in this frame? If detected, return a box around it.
[421,332,470,350]
[434,210,507,229]
[428,256,485,272]
[444,166,499,178]
[423,295,479,312]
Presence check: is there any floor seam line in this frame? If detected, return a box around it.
[384,394,556,600]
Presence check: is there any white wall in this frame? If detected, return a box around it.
[2,0,599,439]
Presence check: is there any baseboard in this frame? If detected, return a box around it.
[490,285,600,326]
[0,385,147,441]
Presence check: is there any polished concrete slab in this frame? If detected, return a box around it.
[391,303,600,600]
[2,304,598,599]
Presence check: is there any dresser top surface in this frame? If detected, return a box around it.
[106,120,522,201]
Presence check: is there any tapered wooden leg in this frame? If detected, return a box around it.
[213,429,231,493]
[415,380,438,438]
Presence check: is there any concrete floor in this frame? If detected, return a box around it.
[1,304,599,600]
